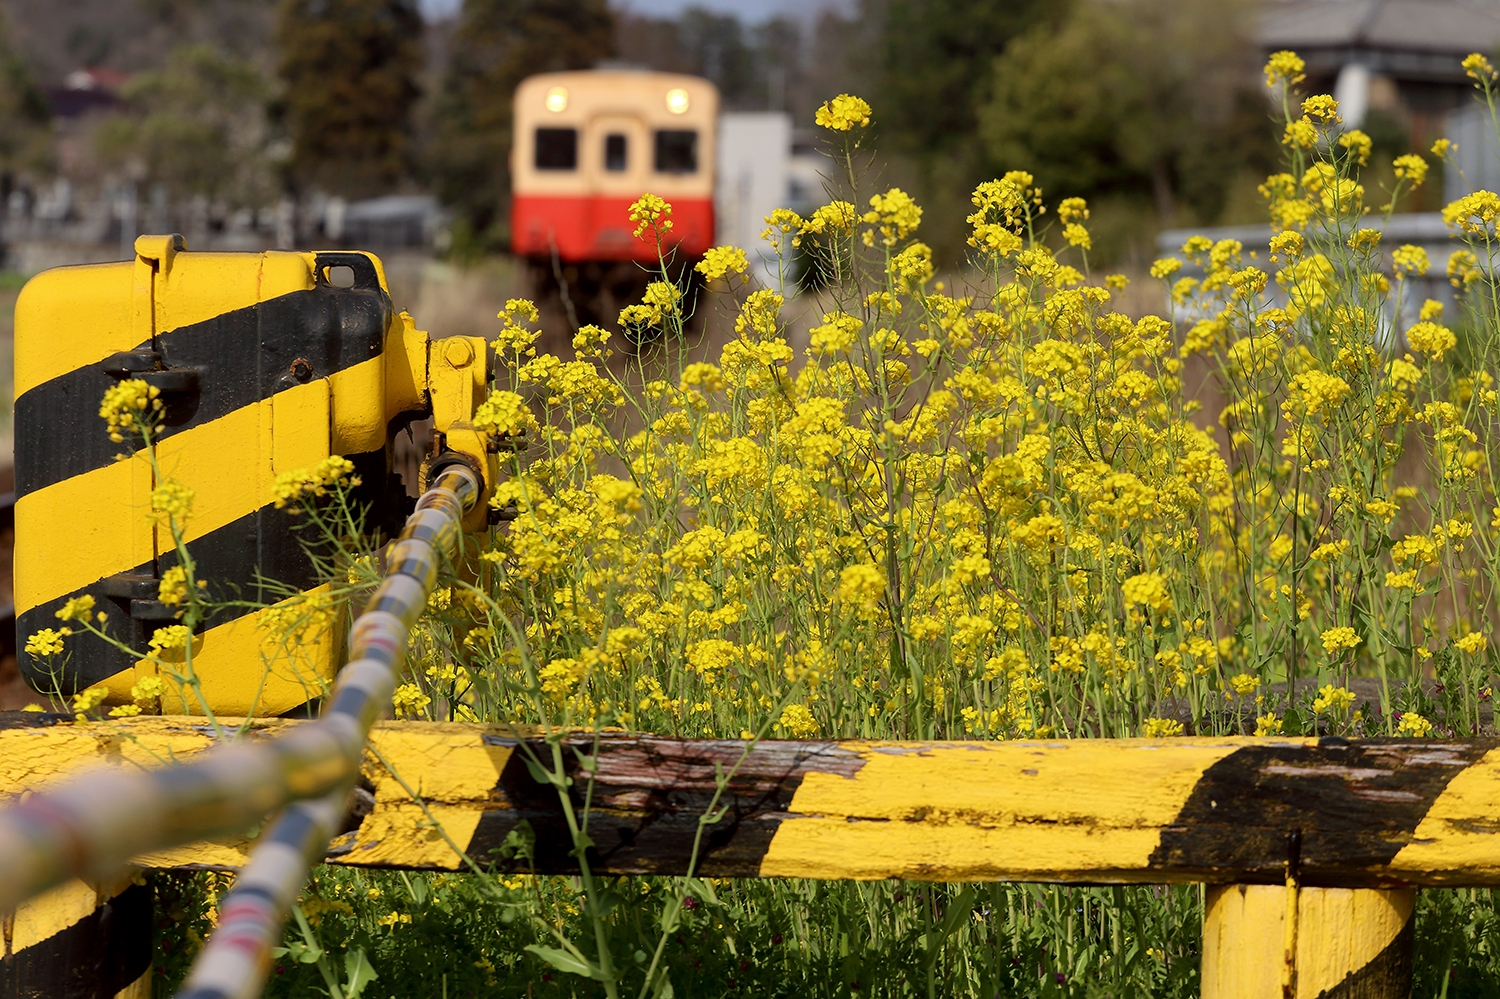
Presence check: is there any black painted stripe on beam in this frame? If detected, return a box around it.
[0,882,152,999]
[14,281,391,499]
[1149,740,1488,886]
[461,736,867,877]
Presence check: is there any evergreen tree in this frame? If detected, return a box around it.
[276,0,423,200]
[0,13,51,184]
[866,0,1054,156]
[429,0,613,253]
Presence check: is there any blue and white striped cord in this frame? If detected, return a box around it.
[174,464,479,999]
[0,466,477,976]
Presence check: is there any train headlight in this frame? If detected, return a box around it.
[545,86,568,113]
[665,88,690,114]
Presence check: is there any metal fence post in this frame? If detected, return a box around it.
[1,875,151,999]
[1202,884,1413,998]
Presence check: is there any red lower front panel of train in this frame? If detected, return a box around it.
[511,195,714,262]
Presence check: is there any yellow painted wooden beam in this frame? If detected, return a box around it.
[2,714,1499,885]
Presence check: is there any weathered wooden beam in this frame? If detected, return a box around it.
[3,713,1499,887]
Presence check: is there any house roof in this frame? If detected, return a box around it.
[1259,0,1500,80]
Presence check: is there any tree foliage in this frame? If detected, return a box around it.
[977,0,1274,225]
[0,12,52,182]
[866,0,1054,155]
[94,43,274,204]
[276,0,423,200]
[429,0,613,252]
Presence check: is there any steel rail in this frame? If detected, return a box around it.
[0,465,480,939]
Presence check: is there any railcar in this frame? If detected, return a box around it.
[511,70,719,264]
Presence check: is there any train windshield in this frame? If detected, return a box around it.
[535,128,578,170]
[654,130,697,174]
[605,134,628,172]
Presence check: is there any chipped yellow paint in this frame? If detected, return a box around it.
[760,738,1306,880]
[10,878,99,951]
[1390,745,1500,880]
[0,717,223,792]
[346,724,512,869]
[1202,884,1412,999]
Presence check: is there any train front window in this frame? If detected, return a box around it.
[654,130,697,174]
[535,128,577,170]
[605,133,628,172]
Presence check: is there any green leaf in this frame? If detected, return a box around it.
[524,944,605,980]
[592,888,624,919]
[343,949,378,999]
[659,898,682,934]
[522,754,556,787]
[652,973,675,999]
[286,939,323,964]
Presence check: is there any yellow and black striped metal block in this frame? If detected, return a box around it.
[14,237,429,715]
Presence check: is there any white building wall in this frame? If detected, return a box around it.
[716,112,791,287]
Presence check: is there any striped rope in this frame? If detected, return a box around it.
[174,464,478,999]
[0,465,479,934]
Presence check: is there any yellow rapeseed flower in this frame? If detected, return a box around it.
[25,628,66,657]
[1141,717,1184,737]
[814,94,871,131]
[1406,321,1457,362]
[695,245,748,281]
[1264,50,1305,88]
[55,594,96,622]
[776,702,820,737]
[1319,626,1361,655]
[1301,94,1340,121]
[1456,632,1489,655]
[1396,712,1433,737]
[628,193,673,238]
[1337,128,1370,165]
[99,379,161,443]
[1393,154,1429,187]
[1464,52,1497,84]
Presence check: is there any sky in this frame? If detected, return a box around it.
[417,0,849,23]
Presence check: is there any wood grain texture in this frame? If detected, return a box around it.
[1201,885,1413,999]
[3,714,1500,886]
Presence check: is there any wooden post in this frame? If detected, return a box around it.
[1202,884,1414,999]
[1,876,151,999]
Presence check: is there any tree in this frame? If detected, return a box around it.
[94,43,275,206]
[428,0,613,253]
[865,0,1055,156]
[276,0,423,200]
[977,0,1273,228]
[0,12,52,185]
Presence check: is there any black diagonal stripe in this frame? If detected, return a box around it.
[15,277,391,499]
[0,881,152,999]
[1313,908,1413,999]
[15,447,387,696]
[459,735,867,876]
[1150,739,1493,886]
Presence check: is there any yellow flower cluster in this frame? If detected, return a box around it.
[376,76,1500,752]
[272,456,360,510]
[99,379,161,443]
[695,245,748,281]
[814,94,871,131]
